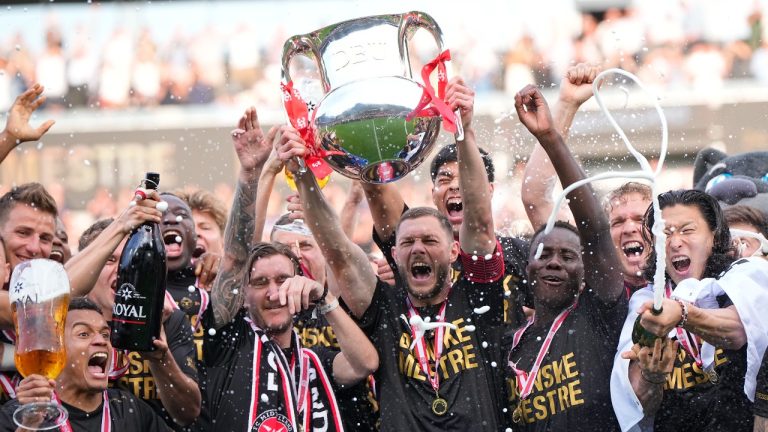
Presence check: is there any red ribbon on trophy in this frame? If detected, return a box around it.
[406,49,458,133]
[280,81,343,180]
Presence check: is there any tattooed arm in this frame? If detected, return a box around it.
[211,107,275,329]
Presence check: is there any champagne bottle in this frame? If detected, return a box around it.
[111,172,167,351]
[631,306,663,348]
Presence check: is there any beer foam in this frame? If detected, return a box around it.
[9,259,70,303]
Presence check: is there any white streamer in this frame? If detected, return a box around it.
[536,68,669,311]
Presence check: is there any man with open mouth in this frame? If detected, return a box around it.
[521,63,653,300]
[66,193,201,430]
[275,76,508,431]
[504,84,627,431]
[613,189,768,432]
[0,297,169,431]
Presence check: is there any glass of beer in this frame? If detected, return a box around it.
[10,259,70,430]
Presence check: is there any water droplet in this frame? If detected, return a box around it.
[188,285,196,293]
[176,215,183,222]
[208,328,216,336]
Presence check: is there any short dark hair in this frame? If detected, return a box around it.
[603,182,652,215]
[530,221,581,251]
[173,189,228,233]
[642,189,734,281]
[78,218,115,251]
[68,296,104,315]
[244,242,302,285]
[429,144,495,183]
[395,207,453,240]
[0,183,58,226]
[724,205,768,239]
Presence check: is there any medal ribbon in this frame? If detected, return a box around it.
[165,286,210,332]
[107,348,130,380]
[53,390,110,432]
[405,293,450,394]
[405,49,457,133]
[0,373,19,398]
[2,330,16,344]
[508,301,577,401]
[666,283,704,367]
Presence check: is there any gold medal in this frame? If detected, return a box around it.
[707,368,720,384]
[512,403,523,424]
[432,396,448,416]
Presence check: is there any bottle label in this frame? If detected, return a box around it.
[115,283,146,302]
[113,283,148,323]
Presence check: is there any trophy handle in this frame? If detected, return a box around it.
[281,35,325,174]
[397,11,464,141]
[281,35,329,92]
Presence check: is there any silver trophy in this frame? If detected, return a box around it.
[281,11,451,183]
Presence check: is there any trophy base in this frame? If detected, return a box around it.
[360,160,411,183]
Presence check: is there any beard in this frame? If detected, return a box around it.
[250,310,293,336]
[399,262,451,301]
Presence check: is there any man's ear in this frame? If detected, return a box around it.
[449,240,459,262]
[2,263,7,284]
[489,183,495,195]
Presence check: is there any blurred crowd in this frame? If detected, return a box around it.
[2,0,768,113]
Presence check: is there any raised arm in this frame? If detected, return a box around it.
[210,107,273,329]
[0,84,55,165]
[275,126,377,318]
[521,64,599,229]
[515,84,623,301]
[142,320,201,425]
[278,276,378,385]
[446,77,495,255]
[340,181,365,239]
[360,182,405,242]
[65,194,162,297]
[253,149,284,242]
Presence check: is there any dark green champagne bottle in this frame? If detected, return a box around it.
[631,307,663,347]
[111,172,167,351]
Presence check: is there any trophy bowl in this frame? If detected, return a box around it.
[314,75,442,182]
[282,11,449,183]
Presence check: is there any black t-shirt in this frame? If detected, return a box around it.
[0,388,170,431]
[652,295,752,432]
[504,287,627,432]
[374,226,531,329]
[112,309,198,430]
[358,274,507,431]
[202,308,338,432]
[294,306,379,432]
[754,347,768,419]
[165,267,211,432]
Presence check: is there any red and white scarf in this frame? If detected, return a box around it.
[244,316,344,432]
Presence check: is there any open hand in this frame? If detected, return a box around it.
[231,106,277,178]
[3,84,55,146]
